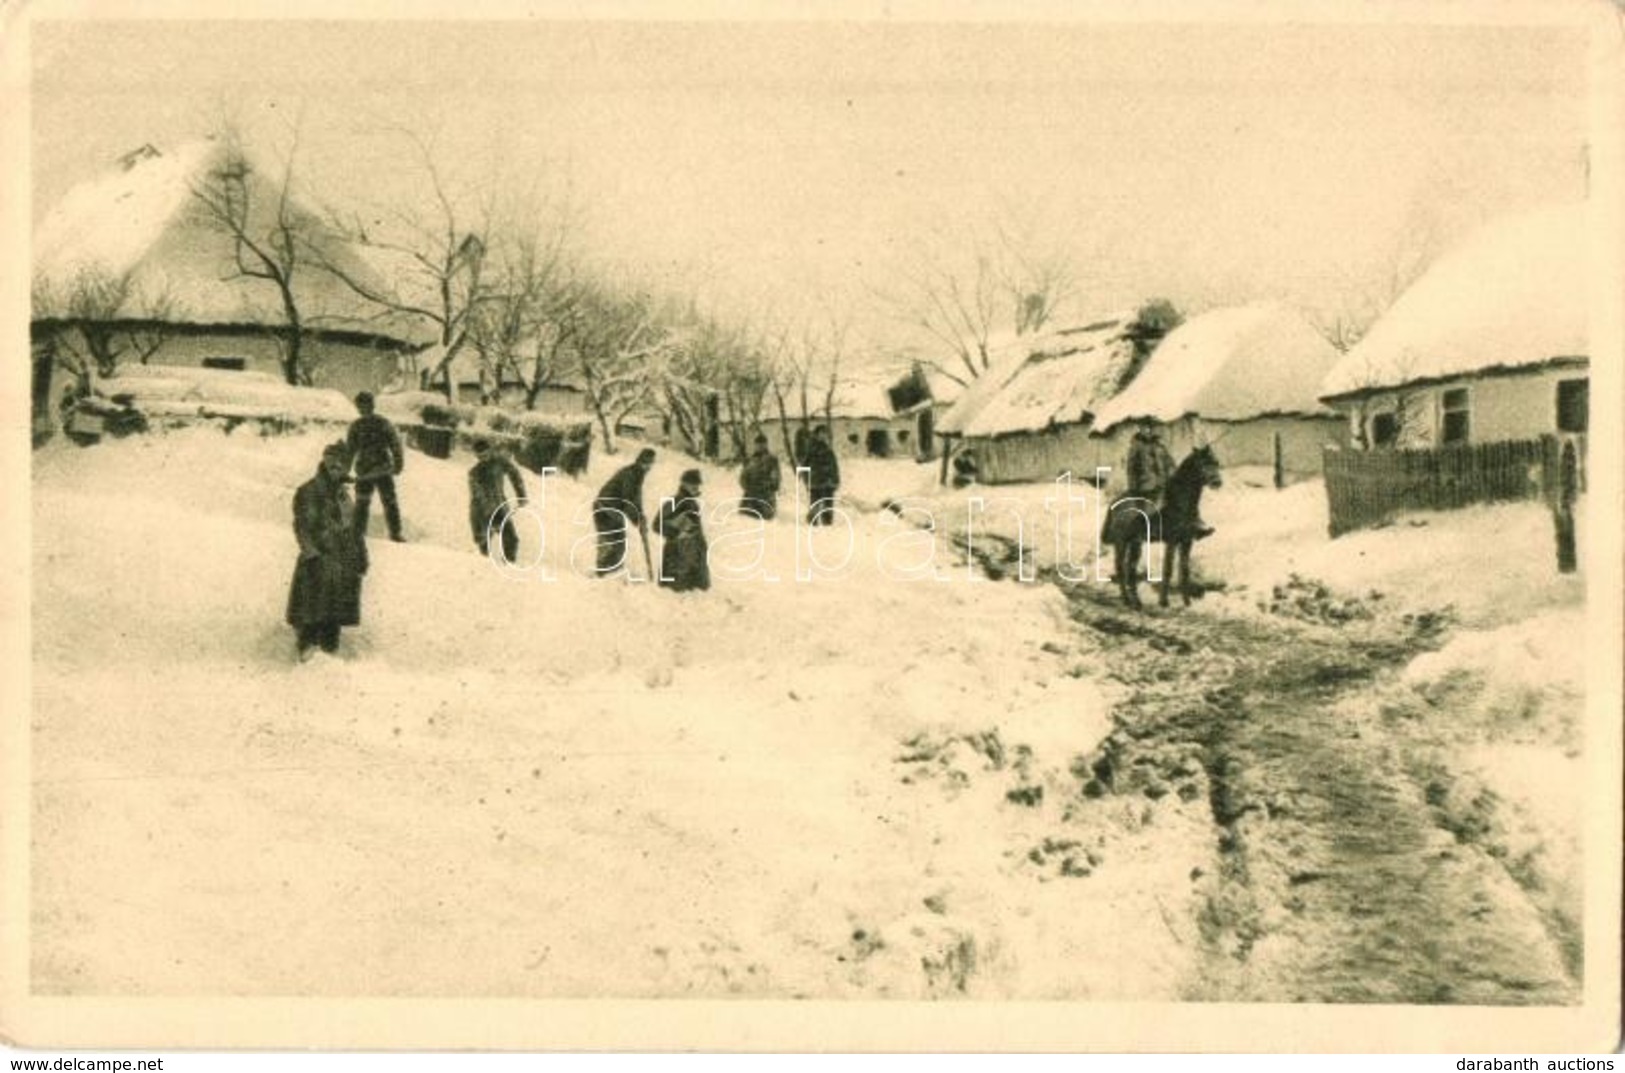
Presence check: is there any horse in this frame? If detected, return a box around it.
[1103,444,1224,610]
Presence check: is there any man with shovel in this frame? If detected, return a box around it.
[592,447,657,578]
[346,391,407,543]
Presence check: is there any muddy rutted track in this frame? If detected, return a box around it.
[1055,578,1579,1004]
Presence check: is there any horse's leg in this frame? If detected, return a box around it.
[1131,539,1144,608]
[1159,538,1174,608]
[1117,540,1130,605]
[1181,539,1195,606]
[1123,540,1141,609]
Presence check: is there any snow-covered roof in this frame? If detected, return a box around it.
[1320,202,1589,400]
[827,377,899,420]
[33,141,434,348]
[919,367,964,406]
[1091,302,1339,433]
[936,316,1140,438]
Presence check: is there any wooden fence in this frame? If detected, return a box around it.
[1322,438,1552,538]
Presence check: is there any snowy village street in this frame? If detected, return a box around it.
[27,427,1584,1003]
[1041,579,1580,1004]
[17,16,1618,1053]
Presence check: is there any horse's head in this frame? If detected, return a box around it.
[1188,443,1224,489]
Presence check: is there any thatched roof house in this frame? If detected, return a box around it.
[1319,202,1589,449]
[31,140,434,427]
[935,314,1145,484]
[1090,302,1344,478]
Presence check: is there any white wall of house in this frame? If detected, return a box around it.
[33,324,413,428]
[1344,363,1588,449]
[139,331,408,396]
[758,415,921,463]
[962,422,1097,485]
[1162,415,1346,478]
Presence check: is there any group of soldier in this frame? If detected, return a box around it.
[585,424,845,594]
[284,392,404,661]
[284,392,850,660]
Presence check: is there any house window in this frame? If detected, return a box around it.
[202,356,247,371]
[1370,411,1400,449]
[1440,388,1470,445]
[898,430,911,444]
[847,432,860,446]
[1556,378,1588,433]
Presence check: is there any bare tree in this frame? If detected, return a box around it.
[188,127,315,385]
[1311,200,1449,354]
[711,325,774,461]
[567,282,671,455]
[312,129,501,400]
[467,226,578,408]
[647,308,773,460]
[872,212,1077,386]
[765,310,846,466]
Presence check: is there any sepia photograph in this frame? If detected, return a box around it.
[2,0,1621,1054]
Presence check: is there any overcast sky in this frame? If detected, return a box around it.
[30,14,1591,360]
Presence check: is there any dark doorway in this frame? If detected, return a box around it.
[1556,378,1588,433]
[865,428,891,458]
[703,395,721,458]
[916,407,935,460]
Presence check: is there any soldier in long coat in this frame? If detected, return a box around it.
[738,432,782,520]
[800,424,841,526]
[468,438,528,562]
[654,468,711,593]
[287,442,369,660]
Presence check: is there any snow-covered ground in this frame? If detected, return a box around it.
[29,426,1588,999]
[31,425,1211,998]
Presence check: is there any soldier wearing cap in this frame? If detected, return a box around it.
[468,438,528,563]
[655,467,711,592]
[286,441,369,661]
[345,391,407,542]
[593,447,657,576]
[739,431,782,520]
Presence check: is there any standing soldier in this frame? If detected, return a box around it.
[739,432,782,520]
[346,391,407,542]
[800,424,841,526]
[286,442,369,661]
[593,447,657,577]
[654,468,711,592]
[468,438,528,563]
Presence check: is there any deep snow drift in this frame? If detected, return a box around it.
[29,425,1586,1001]
[32,425,1208,999]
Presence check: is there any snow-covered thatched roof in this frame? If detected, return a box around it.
[936,316,1141,438]
[1091,302,1339,433]
[1320,202,1589,401]
[33,140,435,349]
[826,377,898,420]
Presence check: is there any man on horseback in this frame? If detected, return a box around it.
[1126,419,1214,539]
